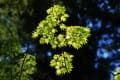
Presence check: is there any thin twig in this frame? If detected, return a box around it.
[18,54,27,80]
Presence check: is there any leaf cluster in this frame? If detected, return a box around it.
[50,52,74,75]
[0,0,33,17]
[15,54,36,80]
[0,54,36,80]
[32,4,90,75]
[32,5,90,49]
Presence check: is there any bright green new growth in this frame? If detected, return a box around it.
[14,54,36,80]
[114,67,120,80]
[32,5,90,49]
[32,4,90,75]
[50,52,74,75]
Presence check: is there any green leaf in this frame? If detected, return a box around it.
[114,67,120,80]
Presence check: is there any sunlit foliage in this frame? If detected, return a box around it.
[50,52,74,75]
[15,54,36,80]
[114,67,120,80]
[32,4,90,75]
[0,54,36,80]
[32,5,90,49]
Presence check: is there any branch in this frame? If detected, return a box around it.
[18,54,27,80]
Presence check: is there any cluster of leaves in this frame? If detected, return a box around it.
[50,52,74,75]
[0,23,22,57]
[114,67,120,80]
[66,26,90,49]
[0,0,33,17]
[0,17,35,80]
[32,5,69,48]
[32,5,90,49]
[0,54,36,80]
[15,54,36,80]
[32,4,90,75]
[0,1,37,79]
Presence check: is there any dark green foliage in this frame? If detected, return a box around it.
[0,0,36,80]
